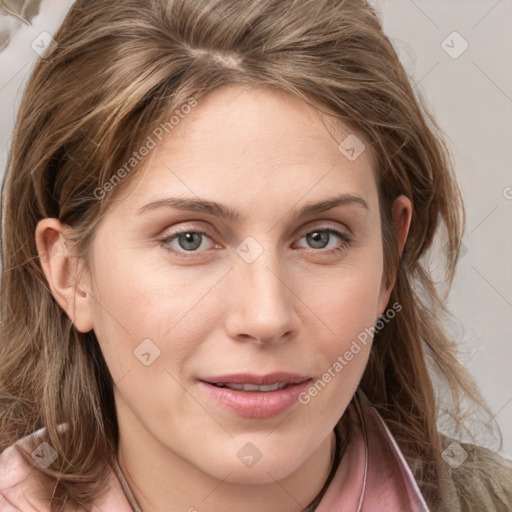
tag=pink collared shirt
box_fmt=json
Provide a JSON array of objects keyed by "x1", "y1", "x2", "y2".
[
  {"x1": 315, "y1": 390, "x2": 430, "y2": 511},
  {"x1": 0, "y1": 390, "x2": 430, "y2": 511}
]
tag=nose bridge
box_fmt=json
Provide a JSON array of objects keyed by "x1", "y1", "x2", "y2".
[{"x1": 228, "y1": 235, "x2": 296, "y2": 344}]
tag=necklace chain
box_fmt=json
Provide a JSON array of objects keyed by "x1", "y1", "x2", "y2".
[{"x1": 113, "y1": 460, "x2": 143, "y2": 512}]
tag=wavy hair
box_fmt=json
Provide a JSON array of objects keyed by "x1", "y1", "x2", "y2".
[{"x1": 0, "y1": 0, "x2": 494, "y2": 510}]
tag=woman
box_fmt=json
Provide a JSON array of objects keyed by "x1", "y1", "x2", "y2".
[{"x1": 0, "y1": 0, "x2": 511, "y2": 511}]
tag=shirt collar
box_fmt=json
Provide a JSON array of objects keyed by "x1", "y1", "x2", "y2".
[{"x1": 315, "y1": 388, "x2": 431, "y2": 512}]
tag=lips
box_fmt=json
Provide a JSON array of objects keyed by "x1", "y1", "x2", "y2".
[{"x1": 198, "y1": 372, "x2": 312, "y2": 418}]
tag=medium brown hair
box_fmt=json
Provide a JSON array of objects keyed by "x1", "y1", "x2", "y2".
[{"x1": 0, "y1": 0, "x2": 495, "y2": 510}]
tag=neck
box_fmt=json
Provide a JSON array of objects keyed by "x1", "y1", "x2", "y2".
[{"x1": 114, "y1": 399, "x2": 340, "y2": 512}]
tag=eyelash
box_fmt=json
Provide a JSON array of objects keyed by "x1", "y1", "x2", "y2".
[{"x1": 158, "y1": 226, "x2": 352, "y2": 259}]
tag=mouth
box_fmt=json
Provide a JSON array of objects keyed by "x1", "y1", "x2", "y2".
[
  {"x1": 198, "y1": 373, "x2": 312, "y2": 419},
  {"x1": 200, "y1": 371, "x2": 311, "y2": 387}
]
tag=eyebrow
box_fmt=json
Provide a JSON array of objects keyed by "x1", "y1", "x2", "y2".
[{"x1": 137, "y1": 193, "x2": 368, "y2": 221}]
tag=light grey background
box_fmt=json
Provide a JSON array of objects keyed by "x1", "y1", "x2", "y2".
[{"x1": 1, "y1": 1, "x2": 511, "y2": 458}]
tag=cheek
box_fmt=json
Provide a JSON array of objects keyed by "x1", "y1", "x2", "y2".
[
  {"x1": 316, "y1": 255, "x2": 384, "y2": 333},
  {"x1": 305, "y1": 255, "x2": 385, "y2": 385},
  {"x1": 88, "y1": 248, "x2": 213, "y2": 382}
]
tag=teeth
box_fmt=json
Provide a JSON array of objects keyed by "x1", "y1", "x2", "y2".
[{"x1": 214, "y1": 382, "x2": 289, "y2": 391}]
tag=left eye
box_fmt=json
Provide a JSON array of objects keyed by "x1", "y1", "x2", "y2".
[
  {"x1": 296, "y1": 228, "x2": 351, "y2": 252},
  {"x1": 159, "y1": 227, "x2": 351, "y2": 257}
]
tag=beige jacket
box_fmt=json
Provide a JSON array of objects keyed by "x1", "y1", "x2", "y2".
[{"x1": 437, "y1": 437, "x2": 512, "y2": 512}]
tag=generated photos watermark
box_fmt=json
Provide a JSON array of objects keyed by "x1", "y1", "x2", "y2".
[
  {"x1": 93, "y1": 97, "x2": 198, "y2": 200},
  {"x1": 31, "y1": 441, "x2": 58, "y2": 469}
]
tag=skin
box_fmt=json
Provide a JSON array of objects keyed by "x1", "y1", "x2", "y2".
[{"x1": 36, "y1": 85, "x2": 412, "y2": 512}]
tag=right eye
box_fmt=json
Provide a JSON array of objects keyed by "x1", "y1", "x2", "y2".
[{"x1": 158, "y1": 228, "x2": 220, "y2": 258}]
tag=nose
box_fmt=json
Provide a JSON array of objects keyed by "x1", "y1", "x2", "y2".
[{"x1": 225, "y1": 245, "x2": 298, "y2": 346}]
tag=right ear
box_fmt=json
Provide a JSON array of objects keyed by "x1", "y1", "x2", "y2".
[{"x1": 35, "y1": 218, "x2": 94, "y2": 333}]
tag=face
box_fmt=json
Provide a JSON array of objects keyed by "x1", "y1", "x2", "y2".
[{"x1": 39, "y1": 85, "x2": 409, "y2": 485}]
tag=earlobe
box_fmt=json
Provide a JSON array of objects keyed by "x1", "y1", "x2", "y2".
[{"x1": 35, "y1": 218, "x2": 94, "y2": 333}]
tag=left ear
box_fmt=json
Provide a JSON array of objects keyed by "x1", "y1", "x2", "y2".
[{"x1": 377, "y1": 195, "x2": 412, "y2": 315}]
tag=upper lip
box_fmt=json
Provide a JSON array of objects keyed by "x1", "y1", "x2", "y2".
[{"x1": 200, "y1": 372, "x2": 311, "y2": 386}]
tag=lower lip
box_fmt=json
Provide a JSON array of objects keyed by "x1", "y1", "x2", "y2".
[{"x1": 199, "y1": 380, "x2": 312, "y2": 419}]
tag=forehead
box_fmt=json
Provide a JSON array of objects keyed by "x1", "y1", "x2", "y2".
[{"x1": 106, "y1": 85, "x2": 378, "y2": 219}]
